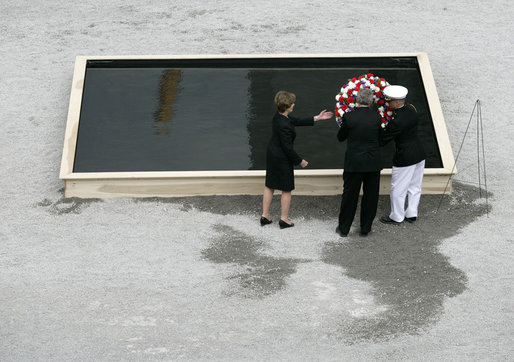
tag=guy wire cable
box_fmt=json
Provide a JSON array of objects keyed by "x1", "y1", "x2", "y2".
[
  {"x1": 477, "y1": 100, "x2": 489, "y2": 216},
  {"x1": 437, "y1": 100, "x2": 479, "y2": 213}
]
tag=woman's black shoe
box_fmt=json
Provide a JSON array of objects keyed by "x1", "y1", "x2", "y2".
[
  {"x1": 279, "y1": 220, "x2": 294, "y2": 229},
  {"x1": 260, "y1": 216, "x2": 272, "y2": 226}
]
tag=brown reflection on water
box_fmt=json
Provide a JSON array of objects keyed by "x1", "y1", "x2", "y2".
[{"x1": 153, "y1": 69, "x2": 183, "y2": 135}]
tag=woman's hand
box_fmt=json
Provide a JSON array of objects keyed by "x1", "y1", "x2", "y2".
[
  {"x1": 314, "y1": 109, "x2": 334, "y2": 122},
  {"x1": 300, "y1": 159, "x2": 308, "y2": 168}
]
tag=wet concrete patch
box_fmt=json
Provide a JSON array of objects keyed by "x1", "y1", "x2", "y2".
[
  {"x1": 321, "y1": 182, "x2": 490, "y2": 342},
  {"x1": 202, "y1": 224, "x2": 310, "y2": 298},
  {"x1": 37, "y1": 189, "x2": 102, "y2": 215},
  {"x1": 322, "y1": 238, "x2": 467, "y2": 342},
  {"x1": 135, "y1": 195, "x2": 263, "y2": 216},
  {"x1": 135, "y1": 182, "x2": 490, "y2": 341}
]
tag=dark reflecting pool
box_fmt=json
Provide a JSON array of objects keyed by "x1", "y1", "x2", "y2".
[{"x1": 73, "y1": 57, "x2": 442, "y2": 172}]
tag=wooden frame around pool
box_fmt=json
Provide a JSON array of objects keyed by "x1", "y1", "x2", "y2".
[{"x1": 60, "y1": 53, "x2": 455, "y2": 198}]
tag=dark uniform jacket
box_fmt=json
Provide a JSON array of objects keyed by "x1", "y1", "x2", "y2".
[
  {"x1": 265, "y1": 112, "x2": 314, "y2": 191},
  {"x1": 380, "y1": 104, "x2": 426, "y2": 167},
  {"x1": 337, "y1": 107, "x2": 383, "y2": 172}
]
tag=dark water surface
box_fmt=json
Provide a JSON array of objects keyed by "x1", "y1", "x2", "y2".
[{"x1": 74, "y1": 58, "x2": 442, "y2": 172}]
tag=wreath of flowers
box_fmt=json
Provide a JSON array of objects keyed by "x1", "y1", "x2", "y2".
[{"x1": 335, "y1": 73, "x2": 393, "y2": 128}]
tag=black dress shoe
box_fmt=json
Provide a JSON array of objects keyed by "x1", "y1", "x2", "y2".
[
  {"x1": 336, "y1": 226, "x2": 348, "y2": 237},
  {"x1": 360, "y1": 231, "x2": 369, "y2": 237},
  {"x1": 405, "y1": 217, "x2": 417, "y2": 223},
  {"x1": 260, "y1": 216, "x2": 272, "y2": 226},
  {"x1": 379, "y1": 216, "x2": 402, "y2": 225},
  {"x1": 279, "y1": 220, "x2": 294, "y2": 229}
]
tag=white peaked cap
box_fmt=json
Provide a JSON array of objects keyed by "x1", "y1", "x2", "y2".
[{"x1": 384, "y1": 85, "x2": 408, "y2": 100}]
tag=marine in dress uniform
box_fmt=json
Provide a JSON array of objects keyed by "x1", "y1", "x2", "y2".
[{"x1": 379, "y1": 85, "x2": 426, "y2": 224}]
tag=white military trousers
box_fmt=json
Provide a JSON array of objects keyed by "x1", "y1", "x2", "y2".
[{"x1": 389, "y1": 160, "x2": 425, "y2": 222}]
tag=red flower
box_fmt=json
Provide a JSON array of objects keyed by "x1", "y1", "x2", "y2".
[{"x1": 335, "y1": 73, "x2": 391, "y2": 126}]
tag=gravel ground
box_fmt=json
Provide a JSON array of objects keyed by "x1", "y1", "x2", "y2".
[{"x1": 1, "y1": 0, "x2": 513, "y2": 360}]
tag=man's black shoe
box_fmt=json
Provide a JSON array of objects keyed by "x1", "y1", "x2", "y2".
[
  {"x1": 405, "y1": 217, "x2": 417, "y2": 223},
  {"x1": 379, "y1": 216, "x2": 402, "y2": 225},
  {"x1": 336, "y1": 226, "x2": 348, "y2": 237},
  {"x1": 360, "y1": 231, "x2": 369, "y2": 237}
]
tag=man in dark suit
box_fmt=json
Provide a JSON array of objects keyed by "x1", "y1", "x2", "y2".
[
  {"x1": 379, "y1": 85, "x2": 426, "y2": 225},
  {"x1": 336, "y1": 88, "x2": 383, "y2": 237}
]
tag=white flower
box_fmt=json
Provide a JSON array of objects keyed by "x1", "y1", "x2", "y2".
[
  {"x1": 387, "y1": 111, "x2": 393, "y2": 116},
  {"x1": 381, "y1": 123, "x2": 386, "y2": 128}
]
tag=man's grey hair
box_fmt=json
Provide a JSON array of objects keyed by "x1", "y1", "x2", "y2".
[{"x1": 356, "y1": 88, "x2": 374, "y2": 105}]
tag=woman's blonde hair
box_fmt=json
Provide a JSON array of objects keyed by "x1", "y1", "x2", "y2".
[{"x1": 274, "y1": 91, "x2": 296, "y2": 113}]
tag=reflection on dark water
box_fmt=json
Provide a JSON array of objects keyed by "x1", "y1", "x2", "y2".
[
  {"x1": 74, "y1": 63, "x2": 443, "y2": 173},
  {"x1": 153, "y1": 69, "x2": 183, "y2": 135}
]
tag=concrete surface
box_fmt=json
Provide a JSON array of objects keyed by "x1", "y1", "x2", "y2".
[{"x1": 1, "y1": 0, "x2": 513, "y2": 360}]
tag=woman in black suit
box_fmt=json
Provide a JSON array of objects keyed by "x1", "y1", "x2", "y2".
[{"x1": 260, "y1": 91, "x2": 333, "y2": 229}]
